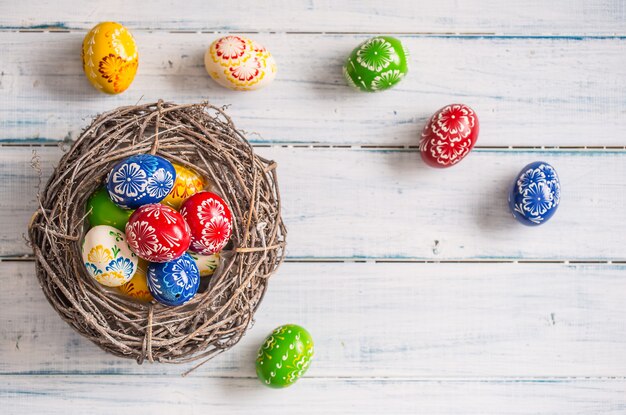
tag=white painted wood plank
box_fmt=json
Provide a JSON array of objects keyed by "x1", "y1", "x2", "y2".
[
  {"x1": 2, "y1": 0, "x2": 625, "y2": 35},
  {"x1": 1, "y1": 32, "x2": 625, "y2": 146},
  {"x1": 2, "y1": 376, "x2": 626, "y2": 415},
  {"x1": 1, "y1": 146, "x2": 625, "y2": 260},
  {"x1": 3, "y1": 261, "x2": 626, "y2": 377}
]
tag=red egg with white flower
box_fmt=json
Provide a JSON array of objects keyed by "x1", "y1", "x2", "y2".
[
  {"x1": 125, "y1": 204, "x2": 191, "y2": 263},
  {"x1": 180, "y1": 191, "x2": 232, "y2": 255},
  {"x1": 419, "y1": 104, "x2": 479, "y2": 168}
]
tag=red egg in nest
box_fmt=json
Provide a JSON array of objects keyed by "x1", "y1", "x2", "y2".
[
  {"x1": 180, "y1": 191, "x2": 233, "y2": 255},
  {"x1": 125, "y1": 204, "x2": 191, "y2": 263},
  {"x1": 419, "y1": 104, "x2": 479, "y2": 168}
]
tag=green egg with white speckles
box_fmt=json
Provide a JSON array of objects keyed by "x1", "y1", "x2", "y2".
[
  {"x1": 256, "y1": 324, "x2": 314, "y2": 388},
  {"x1": 343, "y1": 36, "x2": 409, "y2": 92}
]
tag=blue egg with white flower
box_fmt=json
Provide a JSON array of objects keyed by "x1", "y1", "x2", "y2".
[
  {"x1": 147, "y1": 253, "x2": 200, "y2": 306},
  {"x1": 508, "y1": 161, "x2": 561, "y2": 226},
  {"x1": 107, "y1": 154, "x2": 176, "y2": 209}
]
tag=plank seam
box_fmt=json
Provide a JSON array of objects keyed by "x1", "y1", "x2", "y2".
[
  {"x1": 0, "y1": 373, "x2": 625, "y2": 381},
  {"x1": 2, "y1": 28, "x2": 626, "y2": 38},
  {"x1": 3, "y1": 143, "x2": 626, "y2": 152},
  {"x1": 1, "y1": 256, "x2": 623, "y2": 265}
]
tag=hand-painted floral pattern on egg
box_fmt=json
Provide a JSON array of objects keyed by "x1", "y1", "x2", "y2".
[
  {"x1": 204, "y1": 35, "x2": 277, "y2": 91},
  {"x1": 161, "y1": 164, "x2": 206, "y2": 210},
  {"x1": 82, "y1": 22, "x2": 138, "y2": 94},
  {"x1": 419, "y1": 104, "x2": 479, "y2": 168},
  {"x1": 118, "y1": 259, "x2": 153, "y2": 302},
  {"x1": 509, "y1": 161, "x2": 561, "y2": 226},
  {"x1": 180, "y1": 191, "x2": 232, "y2": 255},
  {"x1": 343, "y1": 36, "x2": 409, "y2": 92},
  {"x1": 107, "y1": 154, "x2": 176, "y2": 209},
  {"x1": 147, "y1": 253, "x2": 200, "y2": 306},
  {"x1": 82, "y1": 225, "x2": 138, "y2": 287},
  {"x1": 126, "y1": 204, "x2": 191, "y2": 263},
  {"x1": 188, "y1": 251, "x2": 220, "y2": 277},
  {"x1": 256, "y1": 324, "x2": 314, "y2": 388}
]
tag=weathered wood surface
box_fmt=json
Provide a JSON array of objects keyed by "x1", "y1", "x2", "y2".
[
  {"x1": 1, "y1": 32, "x2": 625, "y2": 146},
  {"x1": 2, "y1": 0, "x2": 625, "y2": 34},
  {"x1": 1, "y1": 1, "x2": 625, "y2": 413},
  {"x1": 2, "y1": 261, "x2": 626, "y2": 378},
  {"x1": 3, "y1": 376, "x2": 626, "y2": 415}
]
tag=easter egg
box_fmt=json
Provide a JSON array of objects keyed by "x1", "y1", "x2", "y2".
[
  {"x1": 419, "y1": 104, "x2": 479, "y2": 168},
  {"x1": 343, "y1": 36, "x2": 409, "y2": 92},
  {"x1": 180, "y1": 191, "x2": 232, "y2": 255},
  {"x1": 118, "y1": 259, "x2": 153, "y2": 302},
  {"x1": 188, "y1": 251, "x2": 220, "y2": 277},
  {"x1": 147, "y1": 253, "x2": 200, "y2": 306},
  {"x1": 82, "y1": 22, "x2": 138, "y2": 94},
  {"x1": 508, "y1": 161, "x2": 561, "y2": 226},
  {"x1": 107, "y1": 154, "x2": 176, "y2": 209},
  {"x1": 126, "y1": 204, "x2": 191, "y2": 262},
  {"x1": 161, "y1": 164, "x2": 206, "y2": 210},
  {"x1": 204, "y1": 35, "x2": 277, "y2": 91},
  {"x1": 256, "y1": 324, "x2": 314, "y2": 388},
  {"x1": 86, "y1": 187, "x2": 134, "y2": 232},
  {"x1": 82, "y1": 225, "x2": 138, "y2": 287}
]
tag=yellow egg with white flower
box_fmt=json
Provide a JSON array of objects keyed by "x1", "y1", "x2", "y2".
[
  {"x1": 161, "y1": 164, "x2": 207, "y2": 210},
  {"x1": 82, "y1": 21, "x2": 138, "y2": 94},
  {"x1": 118, "y1": 259, "x2": 153, "y2": 302}
]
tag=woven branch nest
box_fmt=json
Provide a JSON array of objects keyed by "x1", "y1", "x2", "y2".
[{"x1": 28, "y1": 101, "x2": 286, "y2": 367}]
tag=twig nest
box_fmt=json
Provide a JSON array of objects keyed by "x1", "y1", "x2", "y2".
[{"x1": 28, "y1": 101, "x2": 286, "y2": 365}]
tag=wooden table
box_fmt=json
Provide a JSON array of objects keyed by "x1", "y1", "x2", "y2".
[{"x1": 2, "y1": 1, "x2": 626, "y2": 413}]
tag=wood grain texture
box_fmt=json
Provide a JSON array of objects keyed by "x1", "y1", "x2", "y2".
[
  {"x1": 2, "y1": 376, "x2": 626, "y2": 415},
  {"x1": 2, "y1": 0, "x2": 625, "y2": 34},
  {"x1": 2, "y1": 2, "x2": 625, "y2": 412},
  {"x1": 3, "y1": 261, "x2": 626, "y2": 378},
  {"x1": 1, "y1": 32, "x2": 625, "y2": 146},
  {"x1": 1, "y1": 146, "x2": 624, "y2": 260}
]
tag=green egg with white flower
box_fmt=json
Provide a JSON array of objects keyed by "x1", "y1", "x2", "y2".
[
  {"x1": 256, "y1": 324, "x2": 314, "y2": 388},
  {"x1": 343, "y1": 36, "x2": 409, "y2": 92}
]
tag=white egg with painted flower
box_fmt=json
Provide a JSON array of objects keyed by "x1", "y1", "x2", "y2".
[
  {"x1": 82, "y1": 225, "x2": 138, "y2": 287},
  {"x1": 204, "y1": 35, "x2": 277, "y2": 91}
]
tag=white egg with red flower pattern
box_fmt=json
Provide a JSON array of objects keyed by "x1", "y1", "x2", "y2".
[
  {"x1": 204, "y1": 35, "x2": 277, "y2": 91},
  {"x1": 180, "y1": 191, "x2": 233, "y2": 255}
]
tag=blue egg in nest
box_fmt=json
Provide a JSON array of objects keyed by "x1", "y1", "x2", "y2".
[{"x1": 107, "y1": 154, "x2": 176, "y2": 209}]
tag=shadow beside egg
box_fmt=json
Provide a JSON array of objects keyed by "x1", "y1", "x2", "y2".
[
  {"x1": 34, "y1": 34, "x2": 105, "y2": 99},
  {"x1": 474, "y1": 172, "x2": 521, "y2": 234}
]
